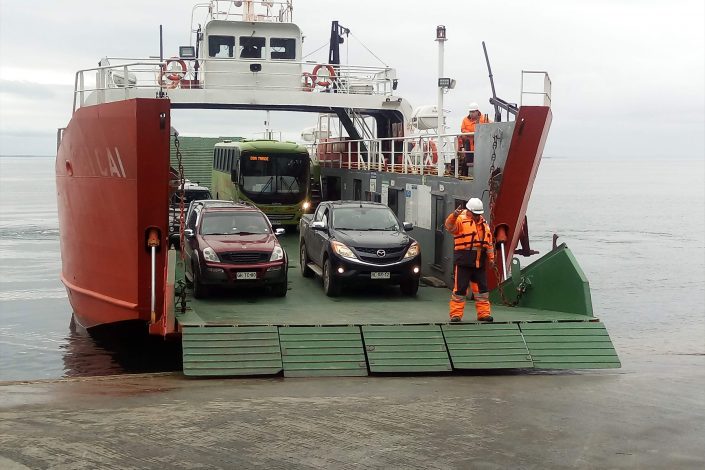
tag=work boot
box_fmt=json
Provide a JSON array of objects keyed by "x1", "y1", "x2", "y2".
[
  {"x1": 450, "y1": 316, "x2": 462, "y2": 323},
  {"x1": 478, "y1": 316, "x2": 494, "y2": 323}
]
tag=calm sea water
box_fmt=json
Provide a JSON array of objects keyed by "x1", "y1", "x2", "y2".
[{"x1": 0, "y1": 156, "x2": 703, "y2": 381}]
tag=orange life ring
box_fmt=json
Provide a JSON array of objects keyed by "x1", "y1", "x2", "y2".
[
  {"x1": 302, "y1": 72, "x2": 315, "y2": 91},
  {"x1": 312, "y1": 64, "x2": 335, "y2": 87},
  {"x1": 160, "y1": 59, "x2": 187, "y2": 89}
]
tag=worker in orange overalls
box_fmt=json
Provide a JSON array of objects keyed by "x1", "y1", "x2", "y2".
[
  {"x1": 458, "y1": 103, "x2": 491, "y2": 175},
  {"x1": 445, "y1": 197, "x2": 496, "y2": 322}
]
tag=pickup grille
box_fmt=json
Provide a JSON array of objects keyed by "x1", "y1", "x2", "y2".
[
  {"x1": 219, "y1": 252, "x2": 270, "y2": 263},
  {"x1": 354, "y1": 246, "x2": 406, "y2": 264}
]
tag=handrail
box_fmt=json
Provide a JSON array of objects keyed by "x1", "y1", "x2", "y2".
[
  {"x1": 313, "y1": 132, "x2": 479, "y2": 179},
  {"x1": 71, "y1": 58, "x2": 398, "y2": 111}
]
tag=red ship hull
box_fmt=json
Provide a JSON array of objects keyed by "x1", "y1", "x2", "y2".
[{"x1": 56, "y1": 99, "x2": 171, "y2": 329}]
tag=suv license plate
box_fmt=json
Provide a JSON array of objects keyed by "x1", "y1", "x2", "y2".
[
  {"x1": 371, "y1": 272, "x2": 390, "y2": 279},
  {"x1": 236, "y1": 272, "x2": 257, "y2": 280}
]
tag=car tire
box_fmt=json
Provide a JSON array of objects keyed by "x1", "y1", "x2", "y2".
[
  {"x1": 271, "y1": 272, "x2": 288, "y2": 297},
  {"x1": 192, "y1": 265, "x2": 208, "y2": 299},
  {"x1": 300, "y1": 243, "x2": 314, "y2": 278},
  {"x1": 400, "y1": 277, "x2": 419, "y2": 297},
  {"x1": 323, "y1": 257, "x2": 340, "y2": 297}
]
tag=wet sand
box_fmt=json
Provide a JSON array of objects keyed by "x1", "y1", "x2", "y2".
[{"x1": 1, "y1": 354, "x2": 703, "y2": 469}]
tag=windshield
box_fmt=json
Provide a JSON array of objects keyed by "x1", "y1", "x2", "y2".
[
  {"x1": 200, "y1": 212, "x2": 270, "y2": 235},
  {"x1": 332, "y1": 207, "x2": 400, "y2": 231},
  {"x1": 240, "y1": 153, "x2": 308, "y2": 195}
]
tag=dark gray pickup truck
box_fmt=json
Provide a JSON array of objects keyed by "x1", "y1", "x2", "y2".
[{"x1": 299, "y1": 201, "x2": 421, "y2": 296}]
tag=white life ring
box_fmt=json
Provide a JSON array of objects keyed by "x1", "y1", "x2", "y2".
[
  {"x1": 160, "y1": 59, "x2": 187, "y2": 89},
  {"x1": 312, "y1": 64, "x2": 335, "y2": 87}
]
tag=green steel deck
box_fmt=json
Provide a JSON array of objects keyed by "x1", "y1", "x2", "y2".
[{"x1": 175, "y1": 234, "x2": 620, "y2": 376}]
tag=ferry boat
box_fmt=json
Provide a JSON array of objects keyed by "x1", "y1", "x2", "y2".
[{"x1": 56, "y1": 0, "x2": 620, "y2": 376}]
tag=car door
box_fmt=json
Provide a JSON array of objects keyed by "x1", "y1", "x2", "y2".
[{"x1": 309, "y1": 204, "x2": 330, "y2": 266}]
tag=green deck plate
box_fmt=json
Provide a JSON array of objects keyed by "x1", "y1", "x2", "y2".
[
  {"x1": 362, "y1": 325, "x2": 452, "y2": 373},
  {"x1": 279, "y1": 326, "x2": 367, "y2": 377},
  {"x1": 442, "y1": 323, "x2": 533, "y2": 369},
  {"x1": 520, "y1": 322, "x2": 621, "y2": 369},
  {"x1": 182, "y1": 326, "x2": 282, "y2": 376}
]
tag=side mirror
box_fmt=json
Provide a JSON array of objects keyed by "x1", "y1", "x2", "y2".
[
  {"x1": 275, "y1": 227, "x2": 286, "y2": 236},
  {"x1": 168, "y1": 233, "x2": 181, "y2": 249},
  {"x1": 230, "y1": 169, "x2": 238, "y2": 183},
  {"x1": 403, "y1": 222, "x2": 413, "y2": 231},
  {"x1": 311, "y1": 221, "x2": 327, "y2": 231},
  {"x1": 184, "y1": 229, "x2": 195, "y2": 238}
]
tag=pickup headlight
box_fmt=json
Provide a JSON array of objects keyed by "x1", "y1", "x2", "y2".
[
  {"x1": 331, "y1": 240, "x2": 358, "y2": 260},
  {"x1": 202, "y1": 247, "x2": 220, "y2": 263},
  {"x1": 403, "y1": 241, "x2": 420, "y2": 259},
  {"x1": 270, "y1": 245, "x2": 284, "y2": 261}
]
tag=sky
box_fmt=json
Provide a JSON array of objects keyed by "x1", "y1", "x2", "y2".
[{"x1": 0, "y1": 0, "x2": 703, "y2": 159}]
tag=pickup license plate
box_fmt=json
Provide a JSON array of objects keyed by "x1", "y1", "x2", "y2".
[
  {"x1": 236, "y1": 272, "x2": 257, "y2": 280},
  {"x1": 371, "y1": 272, "x2": 391, "y2": 279}
]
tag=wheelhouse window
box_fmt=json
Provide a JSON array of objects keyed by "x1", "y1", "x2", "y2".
[
  {"x1": 239, "y1": 36, "x2": 265, "y2": 59},
  {"x1": 208, "y1": 35, "x2": 235, "y2": 58},
  {"x1": 270, "y1": 38, "x2": 295, "y2": 60}
]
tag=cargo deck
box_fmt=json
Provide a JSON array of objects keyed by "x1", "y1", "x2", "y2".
[{"x1": 175, "y1": 235, "x2": 620, "y2": 377}]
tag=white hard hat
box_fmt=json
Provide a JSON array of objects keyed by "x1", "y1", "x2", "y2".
[
  {"x1": 466, "y1": 197, "x2": 484, "y2": 214},
  {"x1": 468, "y1": 102, "x2": 480, "y2": 112}
]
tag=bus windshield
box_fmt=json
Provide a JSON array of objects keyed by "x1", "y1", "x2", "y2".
[{"x1": 241, "y1": 153, "x2": 308, "y2": 195}]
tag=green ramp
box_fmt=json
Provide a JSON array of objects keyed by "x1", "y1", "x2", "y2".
[
  {"x1": 182, "y1": 326, "x2": 282, "y2": 376},
  {"x1": 362, "y1": 325, "x2": 452, "y2": 373},
  {"x1": 442, "y1": 323, "x2": 533, "y2": 369},
  {"x1": 520, "y1": 322, "x2": 621, "y2": 369},
  {"x1": 279, "y1": 326, "x2": 368, "y2": 377}
]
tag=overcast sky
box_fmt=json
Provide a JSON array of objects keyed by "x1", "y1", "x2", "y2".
[{"x1": 0, "y1": 0, "x2": 703, "y2": 159}]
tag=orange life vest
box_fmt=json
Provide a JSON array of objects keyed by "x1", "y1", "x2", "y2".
[
  {"x1": 460, "y1": 115, "x2": 490, "y2": 151},
  {"x1": 445, "y1": 210, "x2": 495, "y2": 268}
]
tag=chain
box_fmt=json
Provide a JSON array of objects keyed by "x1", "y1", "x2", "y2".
[
  {"x1": 176, "y1": 279, "x2": 188, "y2": 313},
  {"x1": 175, "y1": 132, "x2": 186, "y2": 260},
  {"x1": 486, "y1": 132, "x2": 523, "y2": 307}
]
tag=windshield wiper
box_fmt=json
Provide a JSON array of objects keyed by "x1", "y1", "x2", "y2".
[{"x1": 259, "y1": 176, "x2": 273, "y2": 194}]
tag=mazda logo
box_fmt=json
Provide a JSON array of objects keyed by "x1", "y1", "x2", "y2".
[{"x1": 376, "y1": 250, "x2": 386, "y2": 257}]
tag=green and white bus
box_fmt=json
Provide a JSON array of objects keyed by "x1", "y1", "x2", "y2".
[{"x1": 212, "y1": 139, "x2": 317, "y2": 228}]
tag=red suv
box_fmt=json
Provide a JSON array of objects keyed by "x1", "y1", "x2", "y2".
[{"x1": 183, "y1": 200, "x2": 288, "y2": 298}]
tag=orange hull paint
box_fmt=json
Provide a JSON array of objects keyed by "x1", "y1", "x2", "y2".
[{"x1": 56, "y1": 99, "x2": 171, "y2": 329}]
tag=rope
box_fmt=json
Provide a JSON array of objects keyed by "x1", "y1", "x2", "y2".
[
  {"x1": 350, "y1": 32, "x2": 388, "y2": 67},
  {"x1": 302, "y1": 42, "x2": 329, "y2": 60}
]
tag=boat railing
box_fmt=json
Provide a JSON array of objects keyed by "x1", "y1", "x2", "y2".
[
  {"x1": 520, "y1": 70, "x2": 552, "y2": 107},
  {"x1": 194, "y1": 0, "x2": 294, "y2": 25},
  {"x1": 73, "y1": 59, "x2": 397, "y2": 111},
  {"x1": 311, "y1": 133, "x2": 477, "y2": 179}
]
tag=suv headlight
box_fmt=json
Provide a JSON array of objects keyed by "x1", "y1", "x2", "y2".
[
  {"x1": 331, "y1": 240, "x2": 358, "y2": 260},
  {"x1": 202, "y1": 247, "x2": 220, "y2": 263},
  {"x1": 270, "y1": 245, "x2": 284, "y2": 261},
  {"x1": 403, "y1": 241, "x2": 420, "y2": 259}
]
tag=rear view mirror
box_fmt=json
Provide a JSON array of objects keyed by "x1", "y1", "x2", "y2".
[
  {"x1": 184, "y1": 229, "x2": 195, "y2": 238},
  {"x1": 275, "y1": 228, "x2": 286, "y2": 236},
  {"x1": 311, "y1": 221, "x2": 327, "y2": 231},
  {"x1": 230, "y1": 169, "x2": 238, "y2": 183},
  {"x1": 403, "y1": 222, "x2": 413, "y2": 231}
]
